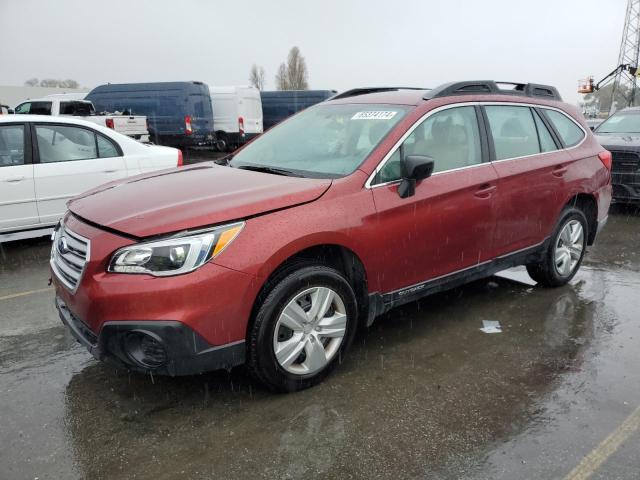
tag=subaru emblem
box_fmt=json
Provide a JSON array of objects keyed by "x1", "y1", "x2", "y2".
[{"x1": 58, "y1": 237, "x2": 69, "y2": 254}]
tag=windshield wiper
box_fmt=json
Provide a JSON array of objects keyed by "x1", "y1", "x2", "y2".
[{"x1": 235, "y1": 164, "x2": 304, "y2": 177}]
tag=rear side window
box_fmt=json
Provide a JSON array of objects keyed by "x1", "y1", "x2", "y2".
[
  {"x1": 0, "y1": 125, "x2": 25, "y2": 166},
  {"x1": 544, "y1": 110, "x2": 585, "y2": 147},
  {"x1": 60, "y1": 101, "x2": 94, "y2": 116},
  {"x1": 533, "y1": 110, "x2": 558, "y2": 152},
  {"x1": 485, "y1": 106, "x2": 540, "y2": 160},
  {"x1": 35, "y1": 125, "x2": 97, "y2": 163},
  {"x1": 97, "y1": 134, "x2": 119, "y2": 158}
]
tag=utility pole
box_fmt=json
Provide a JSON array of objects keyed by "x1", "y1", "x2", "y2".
[{"x1": 610, "y1": 0, "x2": 640, "y2": 113}]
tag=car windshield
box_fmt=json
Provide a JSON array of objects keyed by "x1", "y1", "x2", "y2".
[
  {"x1": 229, "y1": 103, "x2": 408, "y2": 178},
  {"x1": 596, "y1": 110, "x2": 640, "y2": 134}
]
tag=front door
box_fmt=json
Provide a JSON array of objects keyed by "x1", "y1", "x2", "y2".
[{"x1": 370, "y1": 105, "x2": 499, "y2": 293}]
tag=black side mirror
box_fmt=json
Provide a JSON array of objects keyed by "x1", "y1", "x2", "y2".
[
  {"x1": 7, "y1": 108, "x2": 15, "y2": 115},
  {"x1": 398, "y1": 155, "x2": 434, "y2": 198}
]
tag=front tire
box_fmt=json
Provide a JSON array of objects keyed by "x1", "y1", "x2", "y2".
[
  {"x1": 526, "y1": 207, "x2": 588, "y2": 287},
  {"x1": 247, "y1": 265, "x2": 358, "y2": 392}
]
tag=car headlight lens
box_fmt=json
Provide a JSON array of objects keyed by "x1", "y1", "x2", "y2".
[{"x1": 108, "y1": 222, "x2": 244, "y2": 276}]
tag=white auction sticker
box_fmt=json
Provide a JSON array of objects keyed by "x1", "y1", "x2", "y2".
[{"x1": 351, "y1": 111, "x2": 398, "y2": 120}]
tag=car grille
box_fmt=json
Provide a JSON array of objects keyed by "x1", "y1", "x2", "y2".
[
  {"x1": 50, "y1": 222, "x2": 90, "y2": 293},
  {"x1": 610, "y1": 150, "x2": 640, "y2": 173}
]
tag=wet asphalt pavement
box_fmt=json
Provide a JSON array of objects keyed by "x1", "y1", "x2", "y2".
[{"x1": 1, "y1": 206, "x2": 640, "y2": 480}]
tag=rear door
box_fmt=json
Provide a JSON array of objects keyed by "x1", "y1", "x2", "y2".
[
  {"x1": 484, "y1": 104, "x2": 572, "y2": 255},
  {"x1": 370, "y1": 105, "x2": 499, "y2": 292},
  {"x1": 239, "y1": 89, "x2": 263, "y2": 134},
  {"x1": 0, "y1": 122, "x2": 38, "y2": 231},
  {"x1": 32, "y1": 123, "x2": 127, "y2": 225}
]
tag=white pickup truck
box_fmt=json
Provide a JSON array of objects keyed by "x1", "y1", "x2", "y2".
[{"x1": 12, "y1": 94, "x2": 150, "y2": 142}]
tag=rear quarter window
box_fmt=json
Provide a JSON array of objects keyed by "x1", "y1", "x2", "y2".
[{"x1": 544, "y1": 110, "x2": 585, "y2": 147}]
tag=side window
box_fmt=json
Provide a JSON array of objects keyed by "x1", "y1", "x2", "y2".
[
  {"x1": 533, "y1": 109, "x2": 558, "y2": 152},
  {"x1": 35, "y1": 125, "x2": 98, "y2": 163},
  {"x1": 0, "y1": 125, "x2": 25, "y2": 167},
  {"x1": 544, "y1": 110, "x2": 585, "y2": 148},
  {"x1": 485, "y1": 106, "x2": 540, "y2": 160},
  {"x1": 375, "y1": 106, "x2": 482, "y2": 184},
  {"x1": 97, "y1": 134, "x2": 119, "y2": 158},
  {"x1": 15, "y1": 103, "x2": 31, "y2": 114},
  {"x1": 29, "y1": 102, "x2": 53, "y2": 115}
]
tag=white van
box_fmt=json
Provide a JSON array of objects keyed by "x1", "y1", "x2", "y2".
[{"x1": 209, "y1": 86, "x2": 263, "y2": 151}]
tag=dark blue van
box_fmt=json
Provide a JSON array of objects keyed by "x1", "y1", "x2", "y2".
[
  {"x1": 87, "y1": 82, "x2": 214, "y2": 148},
  {"x1": 260, "y1": 90, "x2": 336, "y2": 130}
]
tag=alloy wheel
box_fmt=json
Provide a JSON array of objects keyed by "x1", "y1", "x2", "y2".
[
  {"x1": 273, "y1": 287, "x2": 347, "y2": 375},
  {"x1": 554, "y1": 219, "x2": 584, "y2": 277}
]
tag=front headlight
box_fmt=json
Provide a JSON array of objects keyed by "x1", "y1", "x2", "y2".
[{"x1": 108, "y1": 222, "x2": 244, "y2": 276}]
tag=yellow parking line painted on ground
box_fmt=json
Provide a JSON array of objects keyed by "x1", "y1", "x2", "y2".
[
  {"x1": 564, "y1": 405, "x2": 640, "y2": 480},
  {"x1": 0, "y1": 287, "x2": 53, "y2": 302}
]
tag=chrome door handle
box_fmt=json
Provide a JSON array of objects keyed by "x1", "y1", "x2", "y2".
[{"x1": 102, "y1": 169, "x2": 118, "y2": 173}]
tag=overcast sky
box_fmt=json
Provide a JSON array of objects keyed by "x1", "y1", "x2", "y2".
[{"x1": 0, "y1": 0, "x2": 627, "y2": 104}]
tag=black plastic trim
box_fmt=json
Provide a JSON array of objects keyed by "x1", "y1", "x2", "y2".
[
  {"x1": 474, "y1": 105, "x2": 491, "y2": 163},
  {"x1": 423, "y1": 81, "x2": 562, "y2": 101},
  {"x1": 378, "y1": 241, "x2": 548, "y2": 313},
  {"x1": 56, "y1": 296, "x2": 246, "y2": 376}
]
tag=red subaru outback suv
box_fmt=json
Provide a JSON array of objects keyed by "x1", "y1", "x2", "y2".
[{"x1": 51, "y1": 81, "x2": 612, "y2": 391}]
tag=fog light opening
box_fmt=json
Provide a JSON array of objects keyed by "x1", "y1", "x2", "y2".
[{"x1": 123, "y1": 331, "x2": 168, "y2": 369}]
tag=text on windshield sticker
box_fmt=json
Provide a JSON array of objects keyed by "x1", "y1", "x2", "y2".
[{"x1": 351, "y1": 111, "x2": 398, "y2": 120}]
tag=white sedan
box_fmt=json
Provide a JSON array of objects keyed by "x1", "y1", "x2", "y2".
[{"x1": 0, "y1": 115, "x2": 183, "y2": 242}]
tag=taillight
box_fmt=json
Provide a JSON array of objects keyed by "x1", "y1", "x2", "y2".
[
  {"x1": 177, "y1": 149, "x2": 183, "y2": 167},
  {"x1": 238, "y1": 116, "x2": 245, "y2": 136},
  {"x1": 185, "y1": 115, "x2": 193, "y2": 135},
  {"x1": 598, "y1": 150, "x2": 612, "y2": 171},
  {"x1": 105, "y1": 118, "x2": 115, "y2": 129}
]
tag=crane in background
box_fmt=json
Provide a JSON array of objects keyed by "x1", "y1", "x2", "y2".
[{"x1": 579, "y1": 0, "x2": 640, "y2": 115}]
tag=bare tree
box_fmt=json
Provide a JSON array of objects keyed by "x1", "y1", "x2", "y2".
[
  {"x1": 59, "y1": 79, "x2": 80, "y2": 88},
  {"x1": 274, "y1": 47, "x2": 309, "y2": 90},
  {"x1": 249, "y1": 64, "x2": 266, "y2": 91},
  {"x1": 39, "y1": 79, "x2": 60, "y2": 87},
  {"x1": 275, "y1": 63, "x2": 289, "y2": 91},
  {"x1": 24, "y1": 78, "x2": 39, "y2": 87},
  {"x1": 285, "y1": 47, "x2": 308, "y2": 90}
]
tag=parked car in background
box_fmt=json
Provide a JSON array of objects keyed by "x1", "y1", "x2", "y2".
[
  {"x1": 13, "y1": 94, "x2": 149, "y2": 142},
  {"x1": 209, "y1": 85, "x2": 263, "y2": 151},
  {"x1": 0, "y1": 105, "x2": 9, "y2": 115},
  {"x1": 87, "y1": 82, "x2": 214, "y2": 149},
  {"x1": 586, "y1": 118, "x2": 604, "y2": 131},
  {"x1": 0, "y1": 115, "x2": 182, "y2": 242},
  {"x1": 594, "y1": 107, "x2": 640, "y2": 203},
  {"x1": 260, "y1": 90, "x2": 336, "y2": 129},
  {"x1": 51, "y1": 81, "x2": 611, "y2": 392}
]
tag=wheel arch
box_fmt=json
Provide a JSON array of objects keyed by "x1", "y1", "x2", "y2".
[
  {"x1": 246, "y1": 241, "x2": 371, "y2": 340},
  {"x1": 565, "y1": 192, "x2": 598, "y2": 245}
]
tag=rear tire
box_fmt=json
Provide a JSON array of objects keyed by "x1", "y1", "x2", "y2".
[
  {"x1": 526, "y1": 207, "x2": 588, "y2": 287},
  {"x1": 216, "y1": 132, "x2": 229, "y2": 152},
  {"x1": 247, "y1": 265, "x2": 358, "y2": 392}
]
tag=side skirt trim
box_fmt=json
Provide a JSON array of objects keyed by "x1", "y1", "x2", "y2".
[{"x1": 372, "y1": 240, "x2": 549, "y2": 316}]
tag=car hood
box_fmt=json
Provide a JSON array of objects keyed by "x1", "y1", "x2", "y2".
[
  {"x1": 595, "y1": 133, "x2": 640, "y2": 149},
  {"x1": 68, "y1": 163, "x2": 332, "y2": 237}
]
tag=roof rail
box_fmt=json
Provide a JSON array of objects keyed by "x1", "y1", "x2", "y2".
[
  {"x1": 422, "y1": 81, "x2": 562, "y2": 101},
  {"x1": 331, "y1": 87, "x2": 429, "y2": 100}
]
